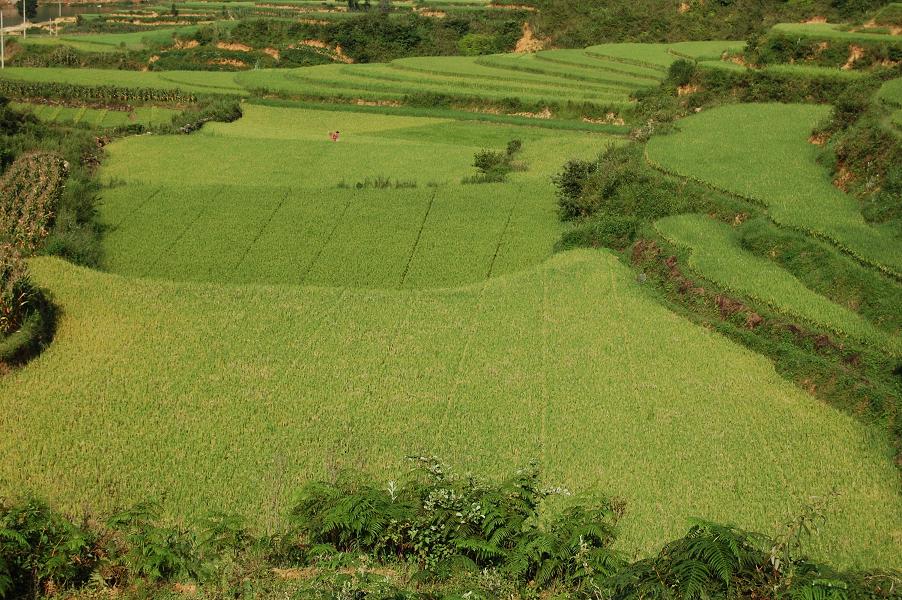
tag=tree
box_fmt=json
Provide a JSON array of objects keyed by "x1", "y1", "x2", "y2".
[
  {"x1": 379, "y1": 0, "x2": 390, "y2": 14},
  {"x1": 16, "y1": 0, "x2": 37, "y2": 21}
]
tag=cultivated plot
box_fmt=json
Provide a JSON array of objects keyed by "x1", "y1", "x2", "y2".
[
  {"x1": 655, "y1": 214, "x2": 901, "y2": 354},
  {"x1": 98, "y1": 104, "x2": 607, "y2": 288},
  {"x1": 1, "y1": 252, "x2": 899, "y2": 569},
  {"x1": 645, "y1": 103, "x2": 902, "y2": 277}
]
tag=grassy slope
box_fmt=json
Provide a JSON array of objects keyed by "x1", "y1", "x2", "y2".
[
  {"x1": 645, "y1": 103, "x2": 902, "y2": 277},
  {"x1": 1, "y1": 251, "x2": 900, "y2": 568},
  {"x1": 655, "y1": 214, "x2": 900, "y2": 354},
  {"x1": 98, "y1": 105, "x2": 605, "y2": 288}
]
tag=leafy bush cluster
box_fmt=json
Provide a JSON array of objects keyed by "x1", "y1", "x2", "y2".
[
  {"x1": 747, "y1": 33, "x2": 902, "y2": 69},
  {"x1": 462, "y1": 139, "x2": 524, "y2": 184},
  {"x1": 813, "y1": 80, "x2": 902, "y2": 231},
  {"x1": 1, "y1": 459, "x2": 899, "y2": 599},
  {"x1": 553, "y1": 143, "x2": 719, "y2": 249}
]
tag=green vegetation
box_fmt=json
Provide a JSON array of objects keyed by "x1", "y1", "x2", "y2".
[
  {"x1": 9, "y1": 103, "x2": 179, "y2": 129},
  {"x1": 97, "y1": 104, "x2": 604, "y2": 286},
  {"x1": 18, "y1": 27, "x2": 195, "y2": 53},
  {"x1": 645, "y1": 103, "x2": 902, "y2": 277},
  {"x1": 770, "y1": 22, "x2": 902, "y2": 44},
  {"x1": 1, "y1": 463, "x2": 897, "y2": 600},
  {"x1": 655, "y1": 214, "x2": 899, "y2": 353},
  {"x1": 1, "y1": 251, "x2": 900, "y2": 569},
  {"x1": 526, "y1": 0, "x2": 882, "y2": 48},
  {"x1": 2, "y1": 8, "x2": 902, "y2": 594}
]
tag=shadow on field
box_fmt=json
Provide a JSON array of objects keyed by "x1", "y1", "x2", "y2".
[{"x1": 0, "y1": 288, "x2": 59, "y2": 372}]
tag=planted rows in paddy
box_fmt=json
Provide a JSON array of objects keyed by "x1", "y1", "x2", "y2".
[
  {"x1": 0, "y1": 42, "x2": 741, "y2": 108},
  {"x1": 97, "y1": 105, "x2": 605, "y2": 287},
  {"x1": 655, "y1": 214, "x2": 900, "y2": 354},
  {"x1": 645, "y1": 103, "x2": 902, "y2": 277},
  {"x1": 1, "y1": 251, "x2": 899, "y2": 570},
  {"x1": 10, "y1": 102, "x2": 178, "y2": 128}
]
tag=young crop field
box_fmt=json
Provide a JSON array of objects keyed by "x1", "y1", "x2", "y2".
[
  {"x1": 0, "y1": 66, "x2": 250, "y2": 96},
  {"x1": 2, "y1": 34, "x2": 902, "y2": 587},
  {"x1": 98, "y1": 104, "x2": 607, "y2": 287},
  {"x1": 1, "y1": 251, "x2": 899, "y2": 569},
  {"x1": 645, "y1": 103, "x2": 902, "y2": 277},
  {"x1": 878, "y1": 76, "x2": 902, "y2": 106},
  {"x1": 10, "y1": 102, "x2": 179, "y2": 128},
  {"x1": 770, "y1": 22, "x2": 902, "y2": 43},
  {"x1": 655, "y1": 214, "x2": 901, "y2": 354},
  {"x1": 19, "y1": 27, "x2": 197, "y2": 53}
]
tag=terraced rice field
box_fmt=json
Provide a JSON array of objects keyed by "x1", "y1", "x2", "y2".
[
  {"x1": 0, "y1": 66, "x2": 251, "y2": 96},
  {"x1": 19, "y1": 27, "x2": 197, "y2": 53},
  {"x1": 2, "y1": 40, "x2": 901, "y2": 573},
  {"x1": 10, "y1": 102, "x2": 179, "y2": 128},
  {"x1": 770, "y1": 22, "x2": 902, "y2": 43},
  {"x1": 655, "y1": 214, "x2": 901, "y2": 354},
  {"x1": 98, "y1": 104, "x2": 608, "y2": 287},
  {"x1": 0, "y1": 41, "x2": 742, "y2": 108},
  {"x1": 1, "y1": 251, "x2": 899, "y2": 568},
  {"x1": 646, "y1": 103, "x2": 902, "y2": 277}
]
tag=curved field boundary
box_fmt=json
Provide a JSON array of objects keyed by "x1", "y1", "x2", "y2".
[
  {"x1": 585, "y1": 41, "x2": 746, "y2": 71},
  {"x1": 770, "y1": 22, "x2": 902, "y2": 44},
  {"x1": 281, "y1": 65, "x2": 629, "y2": 106},
  {"x1": 533, "y1": 49, "x2": 665, "y2": 79},
  {"x1": 341, "y1": 62, "x2": 630, "y2": 97},
  {"x1": 655, "y1": 214, "x2": 900, "y2": 354},
  {"x1": 645, "y1": 103, "x2": 902, "y2": 278},
  {"x1": 474, "y1": 54, "x2": 660, "y2": 87},
  {"x1": 3, "y1": 251, "x2": 901, "y2": 569}
]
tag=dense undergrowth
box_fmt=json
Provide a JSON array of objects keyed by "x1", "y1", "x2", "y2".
[
  {"x1": 526, "y1": 0, "x2": 884, "y2": 48},
  {"x1": 1, "y1": 459, "x2": 898, "y2": 600}
]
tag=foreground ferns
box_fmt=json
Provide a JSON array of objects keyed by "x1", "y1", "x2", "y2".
[{"x1": 1, "y1": 462, "x2": 899, "y2": 598}]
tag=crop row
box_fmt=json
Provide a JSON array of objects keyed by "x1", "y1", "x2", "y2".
[
  {"x1": 655, "y1": 213, "x2": 900, "y2": 354},
  {"x1": 11, "y1": 101, "x2": 179, "y2": 128},
  {"x1": 0, "y1": 78, "x2": 198, "y2": 104},
  {"x1": 0, "y1": 152, "x2": 67, "y2": 251}
]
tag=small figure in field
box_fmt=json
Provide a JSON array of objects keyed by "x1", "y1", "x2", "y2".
[{"x1": 330, "y1": 131, "x2": 340, "y2": 142}]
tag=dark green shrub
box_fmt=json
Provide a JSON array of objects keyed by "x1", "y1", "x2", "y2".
[
  {"x1": 105, "y1": 501, "x2": 202, "y2": 583},
  {"x1": 556, "y1": 214, "x2": 641, "y2": 251},
  {"x1": 552, "y1": 158, "x2": 599, "y2": 218},
  {"x1": 457, "y1": 33, "x2": 496, "y2": 56},
  {"x1": 463, "y1": 140, "x2": 525, "y2": 184},
  {"x1": 667, "y1": 58, "x2": 696, "y2": 87},
  {"x1": 0, "y1": 497, "x2": 96, "y2": 598}
]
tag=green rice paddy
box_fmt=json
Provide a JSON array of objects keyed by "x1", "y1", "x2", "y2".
[
  {"x1": 646, "y1": 103, "x2": 902, "y2": 277},
  {"x1": 655, "y1": 214, "x2": 901, "y2": 354},
  {"x1": 1, "y1": 40, "x2": 900, "y2": 573},
  {"x1": 98, "y1": 104, "x2": 607, "y2": 287},
  {"x1": 1, "y1": 251, "x2": 899, "y2": 568},
  {"x1": 10, "y1": 102, "x2": 179, "y2": 128}
]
